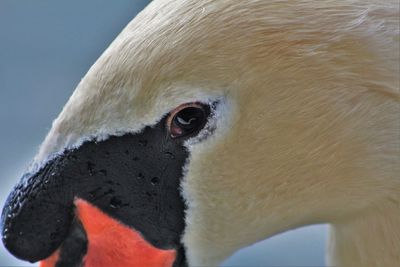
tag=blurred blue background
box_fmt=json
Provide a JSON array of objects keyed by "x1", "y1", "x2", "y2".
[{"x1": 0, "y1": 1, "x2": 327, "y2": 266}]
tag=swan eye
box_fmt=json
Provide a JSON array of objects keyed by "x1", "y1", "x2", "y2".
[{"x1": 168, "y1": 103, "x2": 208, "y2": 138}]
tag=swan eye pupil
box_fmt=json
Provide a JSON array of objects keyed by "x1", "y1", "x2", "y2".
[
  {"x1": 169, "y1": 105, "x2": 208, "y2": 138},
  {"x1": 176, "y1": 113, "x2": 197, "y2": 127}
]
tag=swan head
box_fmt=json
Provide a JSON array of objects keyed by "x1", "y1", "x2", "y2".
[{"x1": 2, "y1": 0, "x2": 399, "y2": 266}]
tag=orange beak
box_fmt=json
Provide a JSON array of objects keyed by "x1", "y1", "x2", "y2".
[{"x1": 40, "y1": 199, "x2": 176, "y2": 267}]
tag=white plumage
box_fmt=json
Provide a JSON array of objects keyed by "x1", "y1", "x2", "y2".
[{"x1": 31, "y1": 1, "x2": 399, "y2": 266}]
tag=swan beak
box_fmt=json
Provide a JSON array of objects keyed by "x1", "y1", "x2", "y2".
[
  {"x1": 40, "y1": 199, "x2": 176, "y2": 267},
  {"x1": 1, "y1": 117, "x2": 188, "y2": 267}
]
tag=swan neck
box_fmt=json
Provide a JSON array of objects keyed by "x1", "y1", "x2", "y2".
[{"x1": 329, "y1": 201, "x2": 400, "y2": 267}]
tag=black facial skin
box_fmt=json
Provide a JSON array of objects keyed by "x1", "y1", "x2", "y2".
[{"x1": 1, "y1": 105, "x2": 211, "y2": 267}]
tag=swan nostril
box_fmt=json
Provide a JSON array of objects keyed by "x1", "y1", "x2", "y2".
[
  {"x1": 109, "y1": 196, "x2": 123, "y2": 209},
  {"x1": 151, "y1": 177, "x2": 160, "y2": 185}
]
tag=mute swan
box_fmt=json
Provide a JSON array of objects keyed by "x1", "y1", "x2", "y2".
[{"x1": 2, "y1": 1, "x2": 399, "y2": 266}]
